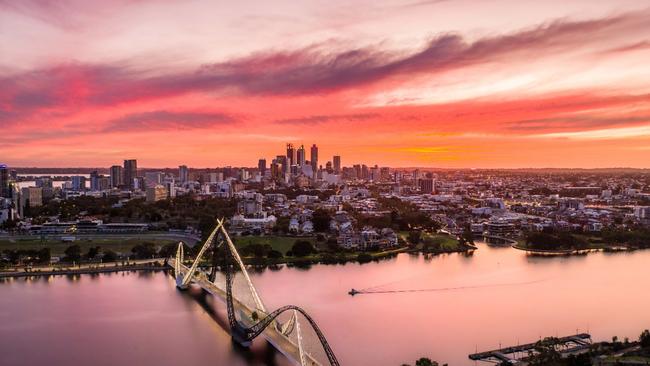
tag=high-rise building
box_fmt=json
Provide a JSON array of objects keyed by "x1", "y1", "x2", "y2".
[
  {"x1": 276, "y1": 155, "x2": 287, "y2": 175},
  {"x1": 35, "y1": 177, "x2": 53, "y2": 189},
  {"x1": 110, "y1": 165, "x2": 123, "y2": 188},
  {"x1": 380, "y1": 167, "x2": 391, "y2": 181},
  {"x1": 271, "y1": 161, "x2": 280, "y2": 179},
  {"x1": 0, "y1": 164, "x2": 9, "y2": 198},
  {"x1": 333, "y1": 156, "x2": 341, "y2": 174},
  {"x1": 353, "y1": 164, "x2": 361, "y2": 179},
  {"x1": 71, "y1": 176, "x2": 86, "y2": 191},
  {"x1": 239, "y1": 169, "x2": 250, "y2": 181},
  {"x1": 418, "y1": 178, "x2": 434, "y2": 194},
  {"x1": 146, "y1": 185, "x2": 168, "y2": 203},
  {"x1": 123, "y1": 159, "x2": 138, "y2": 189},
  {"x1": 258, "y1": 159, "x2": 267, "y2": 176},
  {"x1": 90, "y1": 171, "x2": 101, "y2": 191},
  {"x1": 145, "y1": 171, "x2": 163, "y2": 188},
  {"x1": 179, "y1": 165, "x2": 189, "y2": 184},
  {"x1": 20, "y1": 187, "x2": 43, "y2": 217},
  {"x1": 297, "y1": 145, "x2": 306, "y2": 166},
  {"x1": 90, "y1": 171, "x2": 109, "y2": 191},
  {"x1": 310, "y1": 144, "x2": 318, "y2": 174},
  {"x1": 286, "y1": 143, "x2": 296, "y2": 166}
]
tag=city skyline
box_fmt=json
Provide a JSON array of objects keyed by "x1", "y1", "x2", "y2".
[{"x1": 2, "y1": 1, "x2": 650, "y2": 168}]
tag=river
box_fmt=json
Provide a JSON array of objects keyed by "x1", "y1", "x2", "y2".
[{"x1": 1, "y1": 242, "x2": 649, "y2": 365}]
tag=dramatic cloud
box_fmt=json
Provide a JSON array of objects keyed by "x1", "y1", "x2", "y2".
[
  {"x1": 1, "y1": 1, "x2": 650, "y2": 167},
  {"x1": 274, "y1": 113, "x2": 379, "y2": 125},
  {"x1": 102, "y1": 110, "x2": 237, "y2": 132},
  {"x1": 2, "y1": 9, "x2": 648, "y2": 123}
]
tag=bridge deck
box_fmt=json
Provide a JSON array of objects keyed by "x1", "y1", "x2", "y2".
[{"x1": 169, "y1": 259, "x2": 320, "y2": 366}]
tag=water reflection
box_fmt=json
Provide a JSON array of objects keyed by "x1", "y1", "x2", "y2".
[{"x1": 1, "y1": 243, "x2": 649, "y2": 366}]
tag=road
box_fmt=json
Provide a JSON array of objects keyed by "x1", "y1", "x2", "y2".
[{"x1": 0, "y1": 231, "x2": 201, "y2": 245}]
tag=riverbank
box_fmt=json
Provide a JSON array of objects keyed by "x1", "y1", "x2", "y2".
[
  {"x1": 0, "y1": 259, "x2": 166, "y2": 278},
  {"x1": 512, "y1": 244, "x2": 636, "y2": 256},
  {"x1": 237, "y1": 246, "x2": 411, "y2": 266}
]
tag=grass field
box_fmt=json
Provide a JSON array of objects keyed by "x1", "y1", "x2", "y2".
[
  {"x1": 398, "y1": 231, "x2": 460, "y2": 251},
  {"x1": 0, "y1": 238, "x2": 177, "y2": 256},
  {"x1": 422, "y1": 233, "x2": 459, "y2": 250},
  {"x1": 233, "y1": 235, "x2": 316, "y2": 255}
]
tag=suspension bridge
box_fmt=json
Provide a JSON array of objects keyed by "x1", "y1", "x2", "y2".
[{"x1": 168, "y1": 218, "x2": 340, "y2": 366}]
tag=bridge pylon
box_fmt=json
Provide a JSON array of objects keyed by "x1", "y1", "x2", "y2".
[
  {"x1": 176, "y1": 219, "x2": 224, "y2": 290},
  {"x1": 171, "y1": 217, "x2": 340, "y2": 365},
  {"x1": 174, "y1": 242, "x2": 184, "y2": 288}
]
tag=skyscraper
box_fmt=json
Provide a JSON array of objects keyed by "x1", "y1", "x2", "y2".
[
  {"x1": 71, "y1": 176, "x2": 86, "y2": 191},
  {"x1": 418, "y1": 178, "x2": 434, "y2": 194},
  {"x1": 297, "y1": 145, "x2": 306, "y2": 166},
  {"x1": 286, "y1": 143, "x2": 295, "y2": 166},
  {"x1": 179, "y1": 165, "x2": 189, "y2": 184},
  {"x1": 110, "y1": 165, "x2": 123, "y2": 188},
  {"x1": 123, "y1": 159, "x2": 137, "y2": 189},
  {"x1": 90, "y1": 171, "x2": 100, "y2": 191},
  {"x1": 333, "y1": 156, "x2": 341, "y2": 174},
  {"x1": 258, "y1": 159, "x2": 267, "y2": 176},
  {"x1": 0, "y1": 164, "x2": 10, "y2": 198},
  {"x1": 310, "y1": 144, "x2": 318, "y2": 174}
]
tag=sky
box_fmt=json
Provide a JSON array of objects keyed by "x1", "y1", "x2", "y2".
[{"x1": 1, "y1": 0, "x2": 650, "y2": 168}]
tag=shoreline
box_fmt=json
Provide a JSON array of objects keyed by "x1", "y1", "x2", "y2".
[
  {"x1": 512, "y1": 244, "x2": 635, "y2": 256},
  {"x1": 0, "y1": 261, "x2": 167, "y2": 279}
]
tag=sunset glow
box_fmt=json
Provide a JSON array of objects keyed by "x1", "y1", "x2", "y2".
[{"x1": 2, "y1": 0, "x2": 650, "y2": 168}]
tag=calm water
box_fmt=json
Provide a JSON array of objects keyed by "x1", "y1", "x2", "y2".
[{"x1": 2, "y1": 243, "x2": 650, "y2": 365}]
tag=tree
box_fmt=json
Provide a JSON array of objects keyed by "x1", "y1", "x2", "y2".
[
  {"x1": 63, "y1": 245, "x2": 82, "y2": 262},
  {"x1": 357, "y1": 253, "x2": 372, "y2": 263},
  {"x1": 37, "y1": 248, "x2": 51, "y2": 264},
  {"x1": 86, "y1": 246, "x2": 101, "y2": 260},
  {"x1": 459, "y1": 225, "x2": 474, "y2": 246},
  {"x1": 312, "y1": 209, "x2": 332, "y2": 232},
  {"x1": 131, "y1": 242, "x2": 157, "y2": 259},
  {"x1": 159, "y1": 242, "x2": 181, "y2": 258},
  {"x1": 640, "y1": 329, "x2": 650, "y2": 349},
  {"x1": 102, "y1": 250, "x2": 118, "y2": 262},
  {"x1": 415, "y1": 358, "x2": 438, "y2": 366},
  {"x1": 291, "y1": 240, "x2": 315, "y2": 257},
  {"x1": 408, "y1": 230, "x2": 421, "y2": 245},
  {"x1": 268, "y1": 250, "x2": 283, "y2": 259}
]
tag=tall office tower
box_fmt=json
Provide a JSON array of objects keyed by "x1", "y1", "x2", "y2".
[
  {"x1": 270, "y1": 160, "x2": 280, "y2": 179},
  {"x1": 110, "y1": 165, "x2": 123, "y2": 188},
  {"x1": 353, "y1": 164, "x2": 362, "y2": 178},
  {"x1": 380, "y1": 167, "x2": 391, "y2": 181},
  {"x1": 276, "y1": 155, "x2": 287, "y2": 176},
  {"x1": 297, "y1": 145, "x2": 306, "y2": 166},
  {"x1": 418, "y1": 178, "x2": 434, "y2": 194},
  {"x1": 333, "y1": 156, "x2": 341, "y2": 174},
  {"x1": 361, "y1": 164, "x2": 369, "y2": 180},
  {"x1": 123, "y1": 159, "x2": 138, "y2": 189},
  {"x1": 90, "y1": 171, "x2": 101, "y2": 191},
  {"x1": 258, "y1": 159, "x2": 267, "y2": 176},
  {"x1": 310, "y1": 144, "x2": 318, "y2": 174},
  {"x1": 0, "y1": 164, "x2": 9, "y2": 198},
  {"x1": 286, "y1": 143, "x2": 296, "y2": 166},
  {"x1": 71, "y1": 176, "x2": 86, "y2": 191},
  {"x1": 179, "y1": 165, "x2": 189, "y2": 184}
]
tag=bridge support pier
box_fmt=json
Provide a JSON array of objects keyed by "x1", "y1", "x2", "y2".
[
  {"x1": 231, "y1": 324, "x2": 253, "y2": 347},
  {"x1": 175, "y1": 274, "x2": 188, "y2": 290}
]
